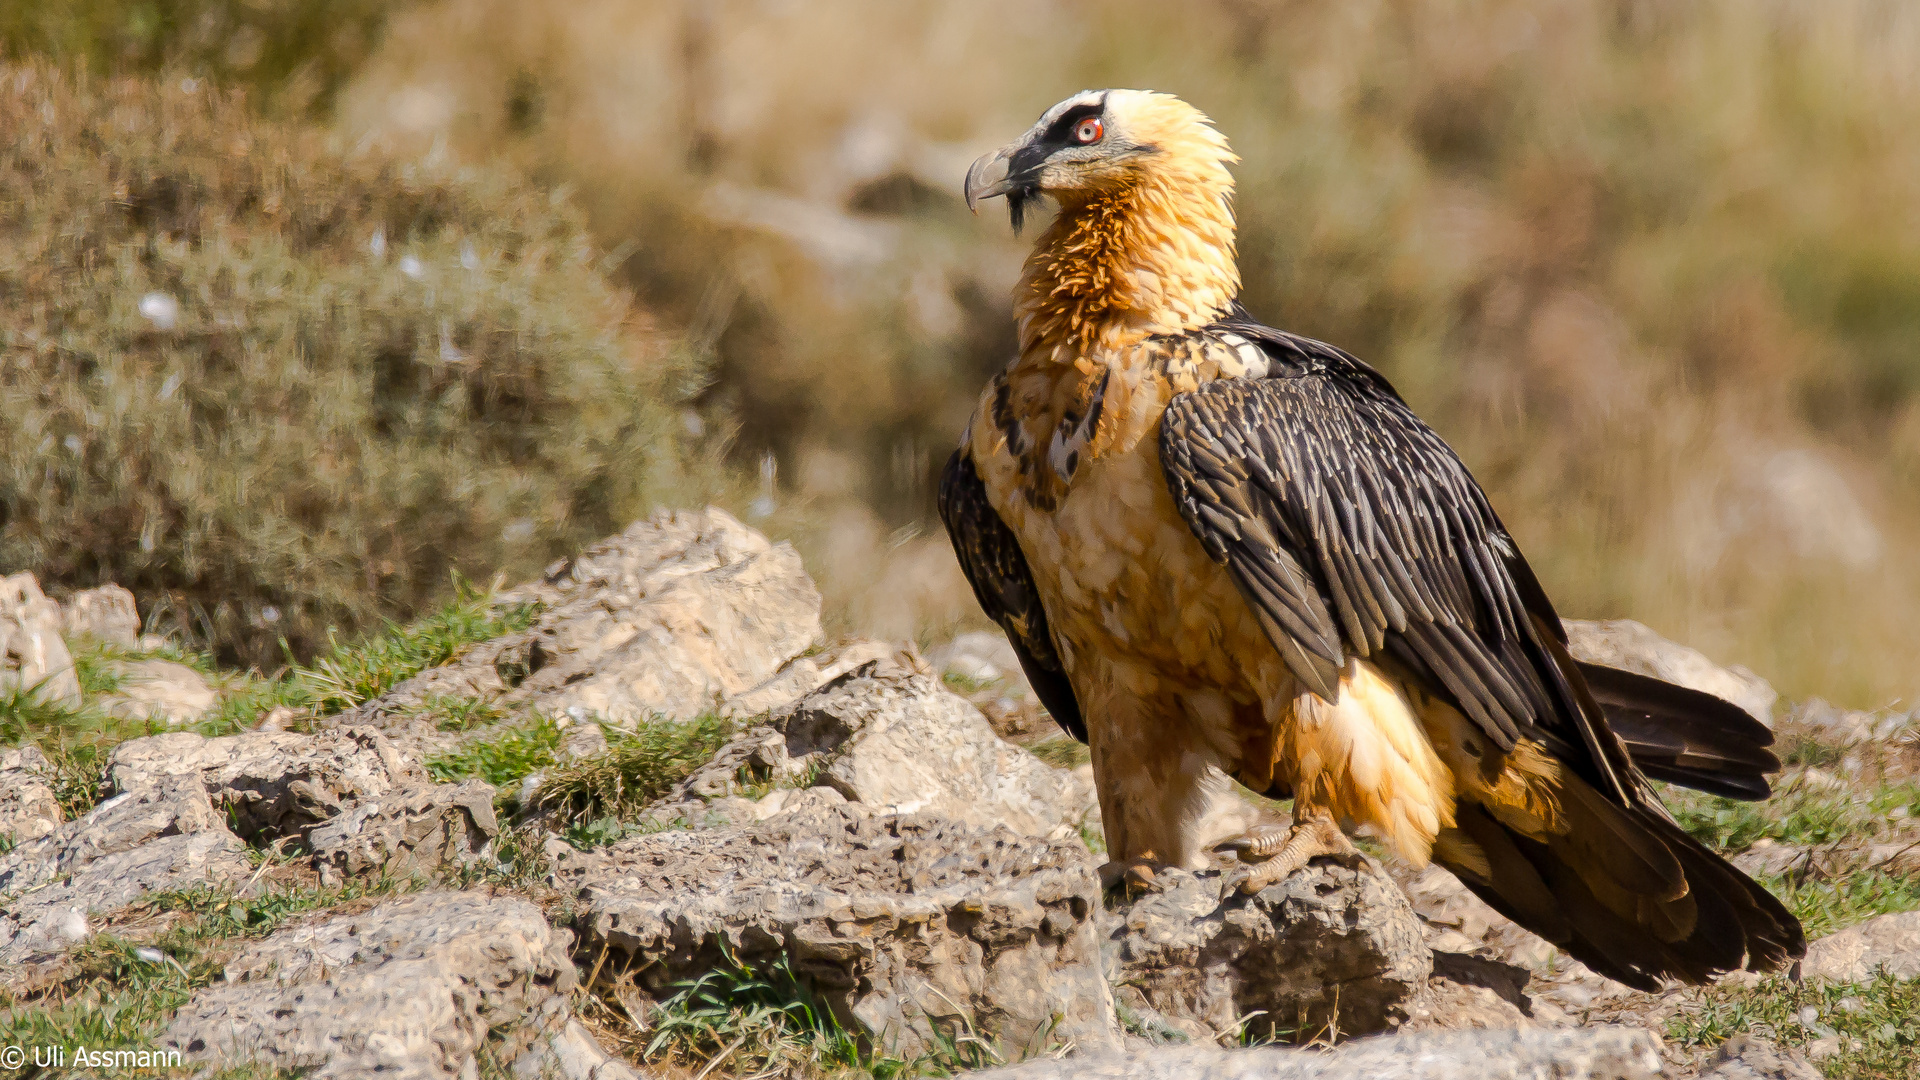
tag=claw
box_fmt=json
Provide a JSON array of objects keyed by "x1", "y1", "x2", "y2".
[{"x1": 1213, "y1": 813, "x2": 1355, "y2": 895}]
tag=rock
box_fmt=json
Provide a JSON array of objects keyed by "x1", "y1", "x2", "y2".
[
  {"x1": 109, "y1": 669, "x2": 216, "y2": 726},
  {"x1": 967, "y1": 1025, "x2": 1665, "y2": 1079},
  {"x1": 0, "y1": 572, "x2": 80, "y2": 705},
  {"x1": 307, "y1": 778, "x2": 499, "y2": 880},
  {"x1": 928, "y1": 630, "x2": 1027, "y2": 687},
  {"x1": 1398, "y1": 951, "x2": 1543, "y2": 1031},
  {"x1": 94, "y1": 658, "x2": 219, "y2": 724},
  {"x1": 511, "y1": 1019, "x2": 647, "y2": 1080},
  {"x1": 163, "y1": 891, "x2": 577, "y2": 1080},
  {"x1": 60, "y1": 583, "x2": 140, "y2": 647},
  {"x1": 1695, "y1": 1035, "x2": 1822, "y2": 1080},
  {"x1": 927, "y1": 630, "x2": 1057, "y2": 743},
  {"x1": 0, "y1": 777, "x2": 250, "y2": 971},
  {"x1": 1564, "y1": 618, "x2": 1775, "y2": 725},
  {"x1": 555, "y1": 802, "x2": 1117, "y2": 1059},
  {"x1": 109, "y1": 727, "x2": 425, "y2": 844},
  {"x1": 1392, "y1": 863, "x2": 1557, "y2": 971},
  {"x1": 0, "y1": 744, "x2": 62, "y2": 843},
  {"x1": 671, "y1": 663, "x2": 1094, "y2": 839},
  {"x1": 346, "y1": 509, "x2": 826, "y2": 759},
  {"x1": 1782, "y1": 698, "x2": 1906, "y2": 748},
  {"x1": 1798, "y1": 910, "x2": 1920, "y2": 982},
  {"x1": 1110, "y1": 855, "x2": 1432, "y2": 1042}
]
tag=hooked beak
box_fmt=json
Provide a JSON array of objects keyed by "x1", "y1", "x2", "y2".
[{"x1": 963, "y1": 145, "x2": 1018, "y2": 213}]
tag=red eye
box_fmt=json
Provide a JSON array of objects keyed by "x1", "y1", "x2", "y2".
[{"x1": 1074, "y1": 117, "x2": 1104, "y2": 144}]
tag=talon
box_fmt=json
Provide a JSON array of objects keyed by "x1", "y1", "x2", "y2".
[
  {"x1": 1125, "y1": 863, "x2": 1158, "y2": 889},
  {"x1": 1213, "y1": 823, "x2": 1291, "y2": 862},
  {"x1": 1099, "y1": 856, "x2": 1166, "y2": 892},
  {"x1": 1217, "y1": 865, "x2": 1252, "y2": 900},
  {"x1": 1213, "y1": 813, "x2": 1355, "y2": 895}
]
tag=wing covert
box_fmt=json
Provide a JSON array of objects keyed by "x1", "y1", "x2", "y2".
[{"x1": 1160, "y1": 325, "x2": 1632, "y2": 799}]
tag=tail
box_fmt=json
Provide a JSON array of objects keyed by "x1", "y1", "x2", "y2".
[
  {"x1": 1436, "y1": 796, "x2": 1804, "y2": 989},
  {"x1": 1580, "y1": 662, "x2": 1780, "y2": 801},
  {"x1": 1427, "y1": 639, "x2": 1804, "y2": 990}
]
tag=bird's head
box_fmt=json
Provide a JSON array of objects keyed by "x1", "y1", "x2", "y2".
[{"x1": 964, "y1": 89, "x2": 1235, "y2": 232}]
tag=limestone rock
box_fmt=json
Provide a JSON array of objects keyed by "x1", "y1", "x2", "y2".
[
  {"x1": 94, "y1": 658, "x2": 219, "y2": 725},
  {"x1": 0, "y1": 572, "x2": 80, "y2": 705},
  {"x1": 345, "y1": 509, "x2": 826, "y2": 761},
  {"x1": 1695, "y1": 1035, "x2": 1823, "y2": 1080},
  {"x1": 1798, "y1": 910, "x2": 1920, "y2": 982},
  {"x1": 555, "y1": 802, "x2": 1118, "y2": 1059},
  {"x1": 671, "y1": 663, "x2": 1093, "y2": 840},
  {"x1": 510, "y1": 1019, "x2": 647, "y2": 1080},
  {"x1": 163, "y1": 891, "x2": 576, "y2": 1080},
  {"x1": 0, "y1": 777, "x2": 250, "y2": 971},
  {"x1": 1564, "y1": 618, "x2": 1775, "y2": 725},
  {"x1": 307, "y1": 778, "x2": 499, "y2": 880},
  {"x1": 60, "y1": 583, "x2": 140, "y2": 647},
  {"x1": 0, "y1": 744, "x2": 62, "y2": 843},
  {"x1": 968, "y1": 1025, "x2": 1665, "y2": 1079},
  {"x1": 1109, "y1": 855, "x2": 1432, "y2": 1042},
  {"x1": 109, "y1": 727, "x2": 425, "y2": 844}
]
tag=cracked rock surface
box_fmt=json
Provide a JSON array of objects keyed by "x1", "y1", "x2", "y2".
[
  {"x1": 1108, "y1": 854, "x2": 1432, "y2": 1043},
  {"x1": 163, "y1": 891, "x2": 579, "y2": 1080},
  {"x1": 556, "y1": 801, "x2": 1118, "y2": 1059}
]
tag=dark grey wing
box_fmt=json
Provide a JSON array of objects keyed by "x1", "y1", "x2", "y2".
[
  {"x1": 1159, "y1": 331, "x2": 1634, "y2": 802},
  {"x1": 938, "y1": 449, "x2": 1086, "y2": 743}
]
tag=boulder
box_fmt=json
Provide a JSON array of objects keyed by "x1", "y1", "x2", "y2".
[
  {"x1": 109, "y1": 727, "x2": 426, "y2": 844},
  {"x1": 554, "y1": 802, "x2": 1118, "y2": 1060},
  {"x1": 0, "y1": 571, "x2": 80, "y2": 705},
  {"x1": 0, "y1": 744, "x2": 62, "y2": 843},
  {"x1": 1798, "y1": 910, "x2": 1920, "y2": 982},
  {"x1": 345, "y1": 509, "x2": 827, "y2": 760},
  {"x1": 672, "y1": 663, "x2": 1094, "y2": 840},
  {"x1": 163, "y1": 891, "x2": 577, "y2": 1080},
  {"x1": 1695, "y1": 1035, "x2": 1822, "y2": 1080},
  {"x1": 1109, "y1": 855, "x2": 1432, "y2": 1043},
  {"x1": 1563, "y1": 618, "x2": 1775, "y2": 726},
  {"x1": 94, "y1": 658, "x2": 219, "y2": 725},
  {"x1": 60, "y1": 583, "x2": 141, "y2": 647},
  {"x1": 0, "y1": 777, "x2": 250, "y2": 972},
  {"x1": 967, "y1": 1025, "x2": 1665, "y2": 1079}
]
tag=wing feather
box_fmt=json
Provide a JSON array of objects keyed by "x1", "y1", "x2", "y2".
[
  {"x1": 1159, "y1": 321, "x2": 1631, "y2": 797},
  {"x1": 937, "y1": 448, "x2": 1087, "y2": 743}
]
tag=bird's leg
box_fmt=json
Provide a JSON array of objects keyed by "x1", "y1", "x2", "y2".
[{"x1": 1213, "y1": 804, "x2": 1355, "y2": 896}]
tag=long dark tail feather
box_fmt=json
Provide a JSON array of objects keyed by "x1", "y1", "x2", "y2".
[
  {"x1": 1437, "y1": 803, "x2": 1806, "y2": 990},
  {"x1": 1580, "y1": 662, "x2": 1780, "y2": 800}
]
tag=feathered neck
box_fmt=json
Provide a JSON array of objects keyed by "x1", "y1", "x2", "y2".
[{"x1": 1013, "y1": 156, "x2": 1239, "y2": 359}]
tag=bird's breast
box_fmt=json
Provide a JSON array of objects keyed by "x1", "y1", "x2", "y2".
[{"x1": 969, "y1": 327, "x2": 1276, "y2": 690}]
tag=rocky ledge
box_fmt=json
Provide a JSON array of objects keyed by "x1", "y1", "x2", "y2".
[{"x1": 4, "y1": 507, "x2": 1903, "y2": 1079}]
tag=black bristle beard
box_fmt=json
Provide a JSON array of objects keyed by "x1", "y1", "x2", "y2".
[{"x1": 1008, "y1": 186, "x2": 1039, "y2": 234}]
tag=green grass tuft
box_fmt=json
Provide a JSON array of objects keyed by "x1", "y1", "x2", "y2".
[
  {"x1": 534, "y1": 713, "x2": 737, "y2": 822},
  {"x1": 1669, "y1": 972, "x2": 1920, "y2": 1079},
  {"x1": 293, "y1": 582, "x2": 540, "y2": 713},
  {"x1": 1665, "y1": 780, "x2": 1920, "y2": 853},
  {"x1": 425, "y1": 715, "x2": 563, "y2": 791},
  {"x1": 1027, "y1": 737, "x2": 1090, "y2": 771}
]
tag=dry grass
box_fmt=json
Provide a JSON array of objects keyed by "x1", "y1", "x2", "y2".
[
  {"x1": 0, "y1": 61, "x2": 729, "y2": 666},
  {"x1": 326, "y1": 0, "x2": 1920, "y2": 704}
]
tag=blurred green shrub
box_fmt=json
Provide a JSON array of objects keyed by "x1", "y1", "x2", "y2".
[
  {"x1": 0, "y1": 62, "x2": 724, "y2": 666},
  {"x1": 0, "y1": 0, "x2": 408, "y2": 115}
]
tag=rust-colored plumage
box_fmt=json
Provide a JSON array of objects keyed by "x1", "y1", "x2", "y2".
[{"x1": 943, "y1": 89, "x2": 1802, "y2": 989}]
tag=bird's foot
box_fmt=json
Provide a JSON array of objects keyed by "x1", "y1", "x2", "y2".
[
  {"x1": 1098, "y1": 855, "x2": 1169, "y2": 893},
  {"x1": 1213, "y1": 814, "x2": 1355, "y2": 897}
]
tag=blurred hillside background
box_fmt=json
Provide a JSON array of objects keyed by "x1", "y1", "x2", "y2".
[{"x1": 3, "y1": 0, "x2": 1918, "y2": 706}]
